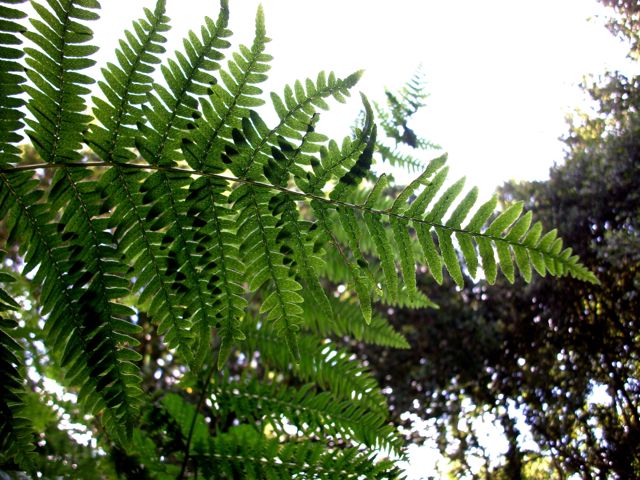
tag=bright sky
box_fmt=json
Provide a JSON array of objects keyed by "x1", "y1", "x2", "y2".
[{"x1": 92, "y1": 0, "x2": 638, "y2": 198}]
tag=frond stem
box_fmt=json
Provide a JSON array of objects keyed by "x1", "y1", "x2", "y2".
[
  {"x1": 0, "y1": 161, "x2": 576, "y2": 263},
  {"x1": 178, "y1": 358, "x2": 217, "y2": 480}
]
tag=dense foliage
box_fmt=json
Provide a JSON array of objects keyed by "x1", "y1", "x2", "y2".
[
  {"x1": 360, "y1": 3, "x2": 640, "y2": 478},
  {"x1": 0, "y1": 0, "x2": 595, "y2": 478}
]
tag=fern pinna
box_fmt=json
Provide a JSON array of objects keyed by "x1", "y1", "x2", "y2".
[{"x1": 0, "y1": 0, "x2": 597, "y2": 477}]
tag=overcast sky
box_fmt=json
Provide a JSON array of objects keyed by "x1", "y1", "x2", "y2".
[{"x1": 90, "y1": 0, "x2": 638, "y2": 200}]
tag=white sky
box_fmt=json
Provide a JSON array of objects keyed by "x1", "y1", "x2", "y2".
[{"x1": 91, "y1": 0, "x2": 638, "y2": 198}]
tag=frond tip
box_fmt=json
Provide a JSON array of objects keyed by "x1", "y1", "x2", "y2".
[{"x1": 352, "y1": 154, "x2": 599, "y2": 289}]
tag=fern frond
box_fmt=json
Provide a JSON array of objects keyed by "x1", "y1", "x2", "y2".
[
  {"x1": 360, "y1": 157, "x2": 598, "y2": 286},
  {"x1": 200, "y1": 425, "x2": 403, "y2": 479},
  {"x1": 0, "y1": 0, "x2": 27, "y2": 166},
  {"x1": 134, "y1": 1, "x2": 232, "y2": 368},
  {"x1": 87, "y1": 3, "x2": 194, "y2": 363},
  {"x1": 242, "y1": 314, "x2": 388, "y2": 416},
  {"x1": 264, "y1": 114, "x2": 334, "y2": 322},
  {"x1": 180, "y1": 6, "x2": 271, "y2": 368},
  {"x1": 18, "y1": 1, "x2": 143, "y2": 441},
  {"x1": 0, "y1": 267, "x2": 35, "y2": 469},
  {"x1": 225, "y1": 71, "x2": 365, "y2": 358},
  {"x1": 86, "y1": 0, "x2": 170, "y2": 164},
  {"x1": 24, "y1": 0, "x2": 99, "y2": 164},
  {"x1": 232, "y1": 182, "x2": 304, "y2": 360},
  {"x1": 303, "y1": 292, "x2": 410, "y2": 349},
  {"x1": 181, "y1": 3, "x2": 271, "y2": 173},
  {"x1": 136, "y1": 0, "x2": 230, "y2": 167},
  {"x1": 163, "y1": 390, "x2": 391, "y2": 479},
  {"x1": 303, "y1": 97, "x2": 379, "y2": 322},
  {"x1": 231, "y1": 69, "x2": 363, "y2": 181},
  {"x1": 101, "y1": 166, "x2": 194, "y2": 363},
  {"x1": 212, "y1": 376, "x2": 404, "y2": 455},
  {"x1": 1, "y1": 166, "x2": 146, "y2": 443},
  {"x1": 375, "y1": 68, "x2": 438, "y2": 151}
]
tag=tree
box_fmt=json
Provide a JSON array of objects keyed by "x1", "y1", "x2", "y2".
[
  {"x1": 0, "y1": 0, "x2": 595, "y2": 477},
  {"x1": 360, "y1": 3, "x2": 640, "y2": 478}
]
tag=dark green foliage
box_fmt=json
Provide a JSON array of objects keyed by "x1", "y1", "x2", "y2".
[
  {"x1": 0, "y1": 0, "x2": 596, "y2": 477},
  {"x1": 0, "y1": 264, "x2": 35, "y2": 469}
]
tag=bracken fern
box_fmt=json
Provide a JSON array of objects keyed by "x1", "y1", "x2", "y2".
[{"x1": 0, "y1": 0, "x2": 597, "y2": 477}]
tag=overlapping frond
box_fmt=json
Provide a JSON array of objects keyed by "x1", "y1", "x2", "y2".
[
  {"x1": 15, "y1": 0, "x2": 144, "y2": 441},
  {"x1": 212, "y1": 376, "x2": 404, "y2": 455},
  {"x1": 134, "y1": 0, "x2": 232, "y2": 368},
  {"x1": 200, "y1": 425, "x2": 402, "y2": 479},
  {"x1": 223, "y1": 72, "x2": 364, "y2": 359},
  {"x1": 242, "y1": 314, "x2": 388, "y2": 416},
  {"x1": 180, "y1": 7, "x2": 271, "y2": 368},
  {"x1": 88, "y1": 2, "x2": 194, "y2": 363},
  {"x1": 232, "y1": 181, "x2": 305, "y2": 360},
  {"x1": 265, "y1": 114, "x2": 334, "y2": 323}
]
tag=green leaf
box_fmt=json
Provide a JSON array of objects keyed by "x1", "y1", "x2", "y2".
[{"x1": 436, "y1": 227, "x2": 463, "y2": 287}]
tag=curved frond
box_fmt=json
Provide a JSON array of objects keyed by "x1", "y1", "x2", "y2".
[
  {"x1": 212, "y1": 377, "x2": 404, "y2": 455},
  {"x1": 86, "y1": 0, "x2": 170, "y2": 164},
  {"x1": 200, "y1": 425, "x2": 402, "y2": 479},
  {"x1": 242, "y1": 314, "x2": 388, "y2": 416}
]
